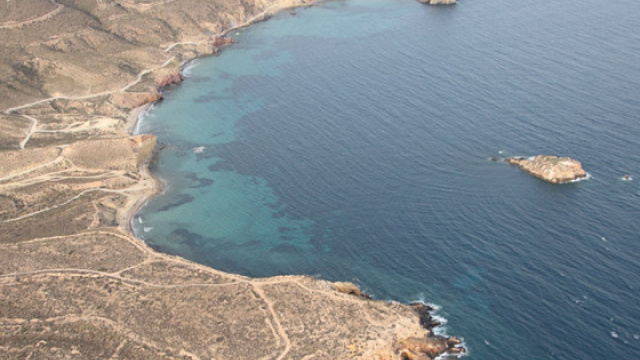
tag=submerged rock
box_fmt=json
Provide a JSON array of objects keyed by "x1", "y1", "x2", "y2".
[{"x1": 506, "y1": 155, "x2": 587, "y2": 184}]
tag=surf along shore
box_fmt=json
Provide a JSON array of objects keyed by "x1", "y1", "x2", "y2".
[{"x1": 0, "y1": 0, "x2": 464, "y2": 358}]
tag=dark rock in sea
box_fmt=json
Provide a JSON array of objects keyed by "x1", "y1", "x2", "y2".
[{"x1": 411, "y1": 303, "x2": 440, "y2": 330}]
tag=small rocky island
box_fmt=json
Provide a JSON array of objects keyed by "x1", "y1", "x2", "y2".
[
  {"x1": 506, "y1": 155, "x2": 588, "y2": 184},
  {"x1": 419, "y1": 0, "x2": 456, "y2": 4}
]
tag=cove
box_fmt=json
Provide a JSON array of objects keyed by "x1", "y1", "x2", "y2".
[{"x1": 135, "y1": 0, "x2": 640, "y2": 358}]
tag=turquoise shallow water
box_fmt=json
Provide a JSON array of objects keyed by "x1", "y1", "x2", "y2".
[{"x1": 135, "y1": 0, "x2": 640, "y2": 358}]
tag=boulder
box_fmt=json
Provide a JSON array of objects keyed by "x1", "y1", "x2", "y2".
[{"x1": 333, "y1": 282, "x2": 371, "y2": 299}]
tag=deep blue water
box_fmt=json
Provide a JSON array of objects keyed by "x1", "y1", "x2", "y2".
[{"x1": 134, "y1": 0, "x2": 640, "y2": 358}]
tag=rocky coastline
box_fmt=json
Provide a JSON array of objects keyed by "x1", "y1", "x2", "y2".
[{"x1": 0, "y1": 0, "x2": 464, "y2": 358}]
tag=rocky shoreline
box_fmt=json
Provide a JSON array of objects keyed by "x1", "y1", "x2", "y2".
[{"x1": 0, "y1": 0, "x2": 464, "y2": 358}]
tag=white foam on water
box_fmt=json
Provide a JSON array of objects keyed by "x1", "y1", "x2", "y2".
[
  {"x1": 134, "y1": 103, "x2": 155, "y2": 135},
  {"x1": 434, "y1": 344, "x2": 469, "y2": 360},
  {"x1": 193, "y1": 146, "x2": 206, "y2": 154},
  {"x1": 611, "y1": 331, "x2": 619, "y2": 339},
  {"x1": 409, "y1": 295, "x2": 467, "y2": 358},
  {"x1": 143, "y1": 227, "x2": 153, "y2": 232},
  {"x1": 182, "y1": 59, "x2": 200, "y2": 78},
  {"x1": 432, "y1": 315, "x2": 449, "y2": 331},
  {"x1": 569, "y1": 172, "x2": 592, "y2": 183}
]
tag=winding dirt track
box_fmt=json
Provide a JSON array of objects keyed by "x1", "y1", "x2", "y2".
[
  {"x1": 0, "y1": 1, "x2": 456, "y2": 358},
  {"x1": 0, "y1": 227, "x2": 403, "y2": 360},
  {"x1": 0, "y1": 3, "x2": 319, "y2": 357},
  {"x1": 3, "y1": 1, "x2": 294, "y2": 150},
  {"x1": 4, "y1": 1, "x2": 298, "y2": 116},
  {"x1": 0, "y1": 0, "x2": 64, "y2": 30}
]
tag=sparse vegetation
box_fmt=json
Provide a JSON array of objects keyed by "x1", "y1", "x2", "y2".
[{"x1": 0, "y1": 0, "x2": 463, "y2": 358}]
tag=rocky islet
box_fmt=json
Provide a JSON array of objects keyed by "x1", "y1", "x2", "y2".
[{"x1": 506, "y1": 155, "x2": 588, "y2": 184}]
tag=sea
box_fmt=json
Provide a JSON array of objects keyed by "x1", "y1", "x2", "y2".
[{"x1": 133, "y1": 0, "x2": 640, "y2": 358}]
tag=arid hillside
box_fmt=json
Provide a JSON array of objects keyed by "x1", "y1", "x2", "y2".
[{"x1": 0, "y1": 0, "x2": 464, "y2": 359}]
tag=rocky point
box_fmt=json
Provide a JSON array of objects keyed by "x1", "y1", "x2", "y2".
[{"x1": 506, "y1": 155, "x2": 587, "y2": 184}]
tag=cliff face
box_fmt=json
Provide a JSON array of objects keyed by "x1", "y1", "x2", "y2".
[
  {"x1": 0, "y1": 0, "x2": 464, "y2": 359},
  {"x1": 506, "y1": 155, "x2": 588, "y2": 183}
]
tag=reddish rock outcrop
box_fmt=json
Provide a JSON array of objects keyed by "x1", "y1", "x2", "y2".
[
  {"x1": 506, "y1": 155, "x2": 587, "y2": 183},
  {"x1": 211, "y1": 36, "x2": 234, "y2": 47},
  {"x1": 110, "y1": 91, "x2": 162, "y2": 110},
  {"x1": 155, "y1": 70, "x2": 184, "y2": 88}
]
